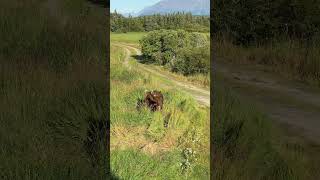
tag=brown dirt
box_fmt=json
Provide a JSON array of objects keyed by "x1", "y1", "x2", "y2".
[{"x1": 216, "y1": 59, "x2": 320, "y2": 144}]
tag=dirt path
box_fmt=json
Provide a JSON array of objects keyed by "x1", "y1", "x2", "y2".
[
  {"x1": 114, "y1": 43, "x2": 210, "y2": 107},
  {"x1": 216, "y1": 60, "x2": 320, "y2": 144}
]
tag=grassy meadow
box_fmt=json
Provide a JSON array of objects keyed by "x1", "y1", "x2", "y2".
[
  {"x1": 111, "y1": 32, "x2": 210, "y2": 88},
  {"x1": 109, "y1": 32, "x2": 320, "y2": 180},
  {"x1": 110, "y1": 41, "x2": 210, "y2": 179},
  {"x1": 212, "y1": 1, "x2": 320, "y2": 178},
  {"x1": 212, "y1": 77, "x2": 320, "y2": 180},
  {"x1": 0, "y1": 0, "x2": 108, "y2": 179},
  {"x1": 215, "y1": 35, "x2": 320, "y2": 87},
  {"x1": 111, "y1": 32, "x2": 147, "y2": 44}
]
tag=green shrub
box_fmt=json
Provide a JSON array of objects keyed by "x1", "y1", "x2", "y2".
[
  {"x1": 140, "y1": 29, "x2": 209, "y2": 75},
  {"x1": 171, "y1": 45, "x2": 210, "y2": 75}
]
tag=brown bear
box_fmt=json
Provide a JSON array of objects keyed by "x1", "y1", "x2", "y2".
[{"x1": 136, "y1": 90, "x2": 164, "y2": 111}]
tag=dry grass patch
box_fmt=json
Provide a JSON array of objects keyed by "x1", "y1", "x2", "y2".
[{"x1": 111, "y1": 124, "x2": 179, "y2": 155}]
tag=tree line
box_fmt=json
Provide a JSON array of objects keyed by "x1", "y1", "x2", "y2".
[
  {"x1": 212, "y1": 0, "x2": 320, "y2": 45},
  {"x1": 111, "y1": 11, "x2": 210, "y2": 33}
]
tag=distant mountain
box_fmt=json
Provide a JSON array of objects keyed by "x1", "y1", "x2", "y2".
[{"x1": 138, "y1": 0, "x2": 210, "y2": 16}]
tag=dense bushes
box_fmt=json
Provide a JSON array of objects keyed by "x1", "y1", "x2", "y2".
[
  {"x1": 172, "y1": 47, "x2": 210, "y2": 75},
  {"x1": 213, "y1": 0, "x2": 320, "y2": 45},
  {"x1": 111, "y1": 11, "x2": 210, "y2": 33},
  {"x1": 140, "y1": 29, "x2": 210, "y2": 75}
]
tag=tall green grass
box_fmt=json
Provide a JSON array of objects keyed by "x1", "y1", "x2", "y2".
[
  {"x1": 212, "y1": 78, "x2": 320, "y2": 179},
  {"x1": 215, "y1": 35, "x2": 320, "y2": 87},
  {"x1": 0, "y1": 0, "x2": 108, "y2": 179},
  {"x1": 110, "y1": 45, "x2": 210, "y2": 179},
  {"x1": 0, "y1": 0, "x2": 106, "y2": 71}
]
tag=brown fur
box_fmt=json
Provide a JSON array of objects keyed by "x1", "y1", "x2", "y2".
[{"x1": 137, "y1": 90, "x2": 164, "y2": 111}]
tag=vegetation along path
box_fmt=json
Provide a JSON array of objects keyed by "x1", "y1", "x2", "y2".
[
  {"x1": 216, "y1": 59, "x2": 320, "y2": 144},
  {"x1": 114, "y1": 43, "x2": 210, "y2": 107}
]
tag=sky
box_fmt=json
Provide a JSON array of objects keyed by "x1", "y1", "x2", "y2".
[{"x1": 110, "y1": 0, "x2": 161, "y2": 14}]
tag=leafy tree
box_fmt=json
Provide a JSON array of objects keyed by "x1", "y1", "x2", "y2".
[
  {"x1": 140, "y1": 30, "x2": 210, "y2": 75},
  {"x1": 171, "y1": 46, "x2": 210, "y2": 75}
]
